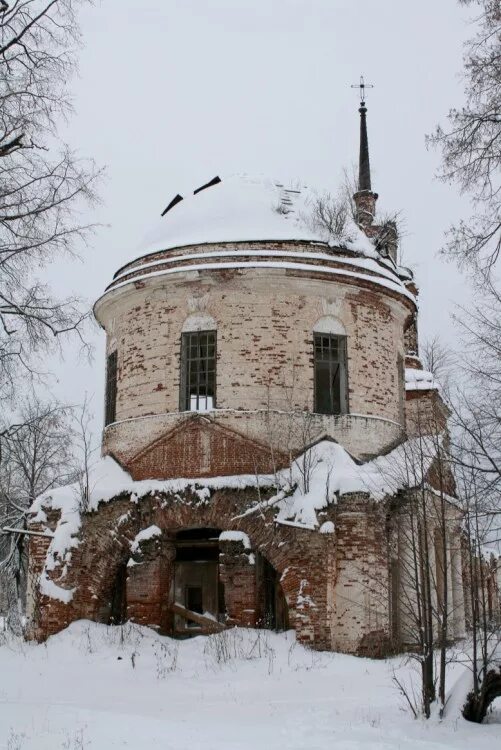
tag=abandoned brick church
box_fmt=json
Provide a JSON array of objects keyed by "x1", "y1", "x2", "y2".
[{"x1": 27, "y1": 97, "x2": 491, "y2": 656}]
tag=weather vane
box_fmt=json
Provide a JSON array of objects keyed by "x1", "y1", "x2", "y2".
[{"x1": 351, "y1": 75, "x2": 374, "y2": 105}]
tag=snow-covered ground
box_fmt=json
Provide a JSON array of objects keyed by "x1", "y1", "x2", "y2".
[{"x1": 0, "y1": 622, "x2": 499, "y2": 750}]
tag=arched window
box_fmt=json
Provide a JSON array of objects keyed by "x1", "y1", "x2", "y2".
[
  {"x1": 180, "y1": 314, "x2": 217, "y2": 412},
  {"x1": 313, "y1": 316, "x2": 348, "y2": 415}
]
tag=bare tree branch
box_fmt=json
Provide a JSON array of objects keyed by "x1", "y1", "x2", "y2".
[
  {"x1": 0, "y1": 0, "x2": 102, "y2": 403},
  {"x1": 427, "y1": 0, "x2": 501, "y2": 274}
]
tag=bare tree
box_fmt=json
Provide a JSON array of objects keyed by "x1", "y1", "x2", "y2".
[
  {"x1": 442, "y1": 271, "x2": 501, "y2": 719},
  {"x1": 0, "y1": 0, "x2": 100, "y2": 405},
  {"x1": 391, "y1": 438, "x2": 441, "y2": 716},
  {"x1": 71, "y1": 394, "x2": 97, "y2": 512},
  {"x1": 0, "y1": 396, "x2": 73, "y2": 629},
  {"x1": 305, "y1": 174, "x2": 405, "y2": 265},
  {"x1": 450, "y1": 279, "x2": 501, "y2": 502},
  {"x1": 453, "y1": 433, "x2": 501, "y2": 722},
  {"x1": 421, "y1": 335, "x2": 457, "y2": 390},
  {"x1": 376, "y1": 392, "x2": 466, "y2": 718},
  {"x1": 303, "y1": 190, "x2": 355, "y2": 246},
  {"x1": 428, "y1": 0, "x2": 501, "y2": 274}
]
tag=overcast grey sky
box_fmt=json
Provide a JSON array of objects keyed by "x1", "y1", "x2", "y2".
[{"x1": 48, "y1": 0, "x2": 475, "y2": 431}]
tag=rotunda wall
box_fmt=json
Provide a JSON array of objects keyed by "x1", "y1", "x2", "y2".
[{"x1": 96, "y1": 258, "x2": 411, "y2": 463}]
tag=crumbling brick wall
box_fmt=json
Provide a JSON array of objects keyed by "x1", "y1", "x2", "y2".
[
  {"x1": 26, "y1": 483, "x2": 402, "y2": 655},
  {"x1": 330, "y1": 493, "x2": 392, "y2": 656},
  {"x1": 27, "y1": 486, "x2": 338, "y2": 650}
]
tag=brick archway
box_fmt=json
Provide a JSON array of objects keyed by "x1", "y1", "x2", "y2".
[{"x1": 31, "y1": 486, "x2": 334, "y2": 648}]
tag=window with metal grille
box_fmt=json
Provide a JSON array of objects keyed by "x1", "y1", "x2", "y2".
[
  {"x1": 314, "y1": 334, "x2": 348, "y2": 415},
  {"x1": 105, "y1": 350, "x2": 118, "y2": 426},
  {"x1": 180, "y1": 330, "x2": 216, "y2": 411}
]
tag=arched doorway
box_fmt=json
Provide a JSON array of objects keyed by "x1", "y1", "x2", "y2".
[
  {"x1": 104, "y1": 524, "x2": 290, "y2": 638},
  {"x1": 171, "y1": 529, "x2": 289, "y2": 635},
  {"x1": 173, "y1": 528, "x2": 223, "y2": 634}
]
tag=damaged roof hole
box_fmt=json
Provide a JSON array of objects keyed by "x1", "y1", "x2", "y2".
[
  {"x1": 193, "y1": 175, "x2": 222, "y2": 195},
  {"x1": 161, "y1": 193, "x2": 183, "y2": 217}
]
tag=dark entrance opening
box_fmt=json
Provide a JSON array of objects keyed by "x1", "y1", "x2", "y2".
[
  {"x1": 258, "y1": 555, "x2": 289, "y2": 631},
  {"x1": 108, "y1": 562, "x2": 127, "y2": 625},
  {"x1": 173, "y1": 528, "x2": 222, "y2": 634}
]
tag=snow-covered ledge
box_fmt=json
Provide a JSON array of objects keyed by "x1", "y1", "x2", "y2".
[{"x1": 405, "y1": 368, "x2": 438, "y2": 392}]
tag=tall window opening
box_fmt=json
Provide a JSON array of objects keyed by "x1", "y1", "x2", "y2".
[
  {"x1": 180, "y1": 330, "x2": 216, "y2": 411},
  {"x1": 256, "y1": 554, "x2": 289, "y2": 632},
  {"x1": 105, "y1": 350, "x2": 118, "y2": 426},
  {"x1": 397, "y1": 353, "x2": 405, "y2": 425},
  {"x1": 314, "y1": 334, "x2": 348, "y2": 415}
]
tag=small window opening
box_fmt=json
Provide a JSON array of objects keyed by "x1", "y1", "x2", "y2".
[
  {"x1": 105, "y1": 350, "x2": 118, "y2": 426},
  {"x1": 314, "y1": 334, "x2": 348, "y2": 415},
  {"x1": 180, "y1": 330, "x2": 216, "y2": 411}
]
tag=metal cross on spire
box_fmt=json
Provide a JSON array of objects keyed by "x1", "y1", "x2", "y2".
[
  {"x1": 351, "y1": 75, "x2": 374, "y2": 193},
  {"x1": 351, "y1": 75, "x2": 374, "y2": 106}
]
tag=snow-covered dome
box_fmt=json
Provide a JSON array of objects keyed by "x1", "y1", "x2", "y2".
[
  {"x1": 139, "y1": 174, "x2": 375, "y2": 257},
  {"x1": 98, "y1": 173, "x2": 416, "y2": 306},
  {"x1": 93, "y1": 171, "x2": 418, "y2": 479}
]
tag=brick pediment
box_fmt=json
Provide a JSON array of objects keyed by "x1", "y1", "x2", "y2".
[{"x1": 127, "y1": 415, "x2": 288, "y2": 480}]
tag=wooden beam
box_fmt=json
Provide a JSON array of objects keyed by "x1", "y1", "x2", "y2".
[
  {"x1": 171, "y1": 602, "x2": 226, "y2": 633},
  {"x1": 2, "y1": 526, "x2": 53, "y2": 538}
]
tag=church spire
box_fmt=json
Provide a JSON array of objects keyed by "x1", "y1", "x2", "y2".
[
  {"x1": 351, "y1": 76, "x2": 377, "y2": 228},
  {"x1": 358, "y1": 100, "x2": 371, "y2": 192}
]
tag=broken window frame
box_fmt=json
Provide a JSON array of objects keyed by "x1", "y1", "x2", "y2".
[
  {"x1": 313, "y1": 333, "x2": 349, "y2": 415},
  {"x1": 180, "y1": 330, "x2": 217, "y2": 412}
]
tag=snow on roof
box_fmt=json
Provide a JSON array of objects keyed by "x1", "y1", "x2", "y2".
[
  {"x1": 260, "y1": 436, "x2": 442, "y2": 528},
  {"x1": 138, "y1": 174, "x2": 377, "y2": 257},
  {"x1": 29, "y1": 456, "x2": 274, "y2": 522},
  {"x1": 30, "y1": 437, "x2": 441, "y2": 526},
  {"x1": 405, "y1": 368, "x2": 438, "y2": 392},
  {"x1": 98, "y1": 174, "x2": 417, "y2": 307}
]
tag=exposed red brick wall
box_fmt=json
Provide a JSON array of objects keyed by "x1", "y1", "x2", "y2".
[
  {"x1": 405, "y1": 389, "x2": 449, "y2": 437},
  {"x1": 332, "y1": 494, "x2": 391, "y2": 655},
  {"x1": 128, "y1": 416, "x2": 289, "y2": 480},
  {"x1": 219, "y1": 538, "x2": 257, "y2": 627},
  {"x1": 126, "y1": 534, "x2": 173, "y2": 631}
]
